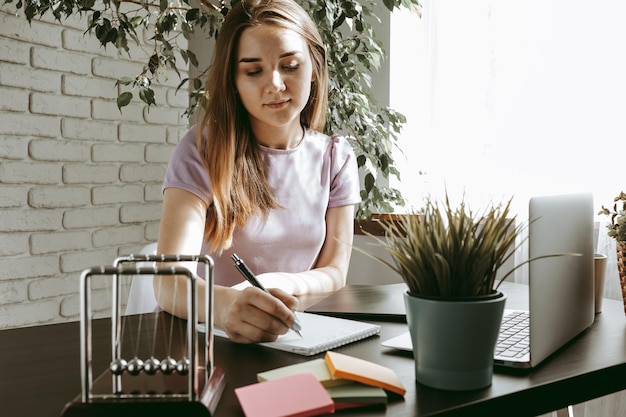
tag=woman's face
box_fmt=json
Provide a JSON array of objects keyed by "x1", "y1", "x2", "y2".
[{"x1": 235, "y1": 24, "x2": 315, "y2": 137}]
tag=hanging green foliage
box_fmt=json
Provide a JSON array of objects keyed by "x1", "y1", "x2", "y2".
[{"x1": 6, "y1": 0, "x2": 422, "y2": 218}]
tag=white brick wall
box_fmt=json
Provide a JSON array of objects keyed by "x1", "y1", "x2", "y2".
[{"x1": 0, "y1": 8, "x2": 190, "y2": 329}]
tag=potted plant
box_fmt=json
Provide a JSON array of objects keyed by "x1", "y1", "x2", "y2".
[
  {"x1": 598, "y1": 191, "x2": 626, "y2": 315},
  {"x1": 8, "y1": 0, "x2": 420, "y2": 219},
  {"x1": 355, "y1": 193, "x2": 567, "y2": 391}
]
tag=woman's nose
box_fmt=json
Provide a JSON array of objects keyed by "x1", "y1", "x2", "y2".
[{"x1": 266, "y1": 70, "x2": 286, "y2": 93}]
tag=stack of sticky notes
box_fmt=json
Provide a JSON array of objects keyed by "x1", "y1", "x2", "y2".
[
  {"x1": 235, "y1": 372, "x2": 334, "y2": 417},
  {"x1": 236, "y1": 352, "x2": 405, "y2": 416}
]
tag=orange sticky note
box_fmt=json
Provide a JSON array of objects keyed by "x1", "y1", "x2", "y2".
[
  {"x1": 235, "y1": 372, "x2": 335, "y2": 417},
  {"x1": 324, "y1": 351, "x2": 406, "y2": 396}
]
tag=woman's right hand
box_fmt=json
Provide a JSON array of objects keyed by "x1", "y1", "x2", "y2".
[{"x1": 217, "y1": 286, "x2": 299, "y2": 343}]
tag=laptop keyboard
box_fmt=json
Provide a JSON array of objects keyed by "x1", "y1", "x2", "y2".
[{"x1": 495, "y1": 311, "x2": 530, "y2": 359}]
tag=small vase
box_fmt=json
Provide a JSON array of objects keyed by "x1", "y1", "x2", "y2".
[
  {"x1": 617, "y1": 241, "x2": 626, "y2": 316},
  {"x1": 403, "y1": 291, "x2": 506, "y2": 391}
]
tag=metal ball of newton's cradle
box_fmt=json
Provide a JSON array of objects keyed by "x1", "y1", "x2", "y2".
[
  {"x1": 160, "y1": 356, "x2": 177, "y2": 375},
  {"x1": 143, "y1": 356, "x2": 161, "y2": 375},
  {"x1": 176, "y1": 358, "x2": 191, "y2": 376},
  {"x1": 126, "y1": 357, "x2": 144, "y2": 376},
  {"x1": 109, "y1": 358, "x2": 128, "y2": 375}
]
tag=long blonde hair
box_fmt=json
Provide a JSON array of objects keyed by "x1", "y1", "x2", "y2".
[{"x1": 198, "y1": 0, "x2": 328, "y2": 253}]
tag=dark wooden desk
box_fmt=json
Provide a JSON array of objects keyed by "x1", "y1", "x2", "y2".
[{"x1": 1, "y1": 289, "x2": 625, "y2": 417}]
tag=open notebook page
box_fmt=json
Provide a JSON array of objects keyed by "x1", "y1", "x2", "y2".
[{"x1": 198, "y1": 311, "x2": 381, "y2": 356}]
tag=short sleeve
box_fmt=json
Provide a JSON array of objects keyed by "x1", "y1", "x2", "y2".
[
  {"x1": 328, "y1": 135, "x2": 361, "y2": 208},
  {"x1": 162, "y1": 126, "x2": 213, "y2": 206}
]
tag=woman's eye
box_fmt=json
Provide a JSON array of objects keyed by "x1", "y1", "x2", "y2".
[
  {"x1": 283, "y1": 63, "x2": 300, "y2": 71},
  {"x1": 246, "y1": 69, "x2": 262, "y2": 76}
]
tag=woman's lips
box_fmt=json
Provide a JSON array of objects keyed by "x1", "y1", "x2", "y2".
[{"x1": 265, "y1": 99, "x2": 289, "y2": 109}]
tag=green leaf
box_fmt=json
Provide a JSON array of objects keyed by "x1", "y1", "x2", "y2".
[
  {"x1": 115, "y1": 77, "x2": 133, "y2": 86},
  {"x1": 356, "y1": 154, "x2": 366, "y2": 168},
  {"x1": 382, "y1": 0, "x2": 395, "y2": 10},
  {"x1": 186, "y1": 8, "x2": 199, "y2": 21},
  {"x1": 24, "y1": 4, "x2": 36, "y2": 21},
  {"x1": 82, "y1": 0, "x2": 96, "y2": 10},
  {"x1": 139, "y1": 87, "x2": 156, "y2": 106},
  {"x1": 186, "y1": 49, "x2": 199, "y2": 67},
  {"x1": 117, "y1": 91, "x2": 132, "y2": 112},
  {"x1": 148, "y1": 54, "x2": 160, "y2": 75},
  {"x1": 176, "y1": 78, "x2": 189, "y2": 93},
  {"x1": 333, "y1": 13, "x2": 345, "y2": 30},
  {"x1": 130, "y1": 16, "x2": 144, "y2": 27},
  {"x1": 364, "y1": 172, "x2": 375, "y2": 192}
]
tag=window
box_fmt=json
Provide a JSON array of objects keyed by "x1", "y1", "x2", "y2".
[{"x1": 390, "y1": 0, "x2": 626, "y2": 215}]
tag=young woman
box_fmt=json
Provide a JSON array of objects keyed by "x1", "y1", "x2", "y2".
[{"x1": 154, "y1": 0, "x2": 361, "y2": 344}]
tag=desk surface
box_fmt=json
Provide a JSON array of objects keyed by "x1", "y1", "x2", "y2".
[{"x1": 1, "y1": 284, "x2": 626, "y2": 417}]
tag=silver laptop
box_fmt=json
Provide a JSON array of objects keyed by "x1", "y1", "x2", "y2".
[{"x1": 382, "y1": 192, "x2": 595, "y2": 369}]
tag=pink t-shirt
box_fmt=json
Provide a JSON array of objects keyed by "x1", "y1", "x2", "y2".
[{"x1": 162, "y1": 126, "x2": 361, "y2": 286}]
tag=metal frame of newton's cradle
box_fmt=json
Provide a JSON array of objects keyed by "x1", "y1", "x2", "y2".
[{"x1": 60, "y1": 254, "x2": 226, "y2": 417}]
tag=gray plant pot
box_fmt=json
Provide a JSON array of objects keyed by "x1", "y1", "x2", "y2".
[{"x1": 403, "y1": 291, "x2": 506, "y2": 391}]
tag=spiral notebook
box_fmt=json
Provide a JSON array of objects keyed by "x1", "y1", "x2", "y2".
[{"x1": 207, "y1": 312, "x2": 381, "y2": 356}]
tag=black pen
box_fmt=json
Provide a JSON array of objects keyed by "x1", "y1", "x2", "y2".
[{"x1": 231, "y1": 253, "x2": 303, "y2": 337}]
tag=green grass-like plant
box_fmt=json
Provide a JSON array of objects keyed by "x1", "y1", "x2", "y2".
[{"x1": 357, "y1": 194, "x2": 574, "y2": 299}]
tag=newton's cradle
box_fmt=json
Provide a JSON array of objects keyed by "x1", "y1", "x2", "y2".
[{"x1": 60, "y1": 254, "x2": 226, "y2": 416}]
